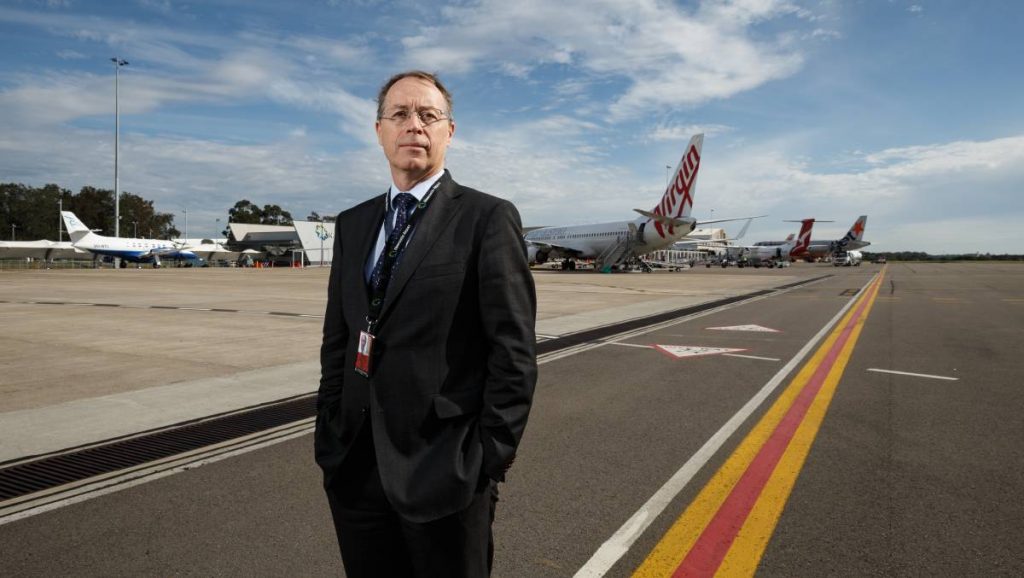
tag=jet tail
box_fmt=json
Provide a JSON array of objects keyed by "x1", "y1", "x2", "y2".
[
  {"x1": 734, "y1": 218, "x2": 752, "y2": 241},
  {"x1": 647, "y1": 133, "x2": 703, "y2": 238},
  {"x1": 789, "y1": 218, "x2": 815, "y2": 256},
  {"x1": 847, "y1": 215, "x2": 867, "y2": 242},
  {"x1": 61, "y1": 211, "x2": 96, "y2": 243}
]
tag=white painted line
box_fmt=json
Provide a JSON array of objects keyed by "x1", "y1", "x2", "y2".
[
  {"x1": 609, "y1": 342, "x2": 652, "y2": 349},
  {"x1": 179, "y1": 307, "x2": 213, "y2": 311},
  {"x1": 573, "y1": 273, "x2": 878, "y2": 578},
  {"x1": 540, "y1": 276, "x2": 832, "y2": 366},
  {"x1": 655, "y1": 345, "x2": 746, "y2": 358},
  {"x1": 867, "y1": 368, "x2": 958, "y2": 381},
  {"x1": 0, "y1": 420, "x2": 314, "y2": 526},
  {"x1": 536, "y1": 333, "x2": 560, "y2": 340},
  {"x1": 722, "y1": 353, "x2": 781, "y2": 362},
  {"x1": 706, "y1": 324, "x2": 781, "y2": 333}
]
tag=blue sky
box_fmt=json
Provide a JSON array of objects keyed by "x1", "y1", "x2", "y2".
[{"x1": 1, "y1": 0, "x2": 1022, "y2": 252}]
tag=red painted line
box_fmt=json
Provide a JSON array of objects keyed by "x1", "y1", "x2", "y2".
[{"x1": 673, "y1": 286, "x2": 873, "y2": 577}]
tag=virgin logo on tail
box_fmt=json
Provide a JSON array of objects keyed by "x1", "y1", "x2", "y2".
[{"x1": 652, "y1": 134, "x2": 703, "y2": 238}]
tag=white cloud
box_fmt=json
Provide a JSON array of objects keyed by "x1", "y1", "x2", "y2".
[
  {"x1": 398, "y1": 0, "x2": 814, "y2": 119},
  {"x1": 55, "y1": 48, "x2": 86, "y2": 59},
  {"x1": 137, "y1": 0, "x2": 173, "y2": 15},
  {"x1": 647, "y1": 123, "x2": 734, "y2": 142},
  {"x1": 700, "y1": 134, "x2": 1024, "y2": 252}
]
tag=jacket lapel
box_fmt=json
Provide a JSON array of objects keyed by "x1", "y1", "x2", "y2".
[{"x1": 379, "y1": 171, "x2": 462, "y2": 320}]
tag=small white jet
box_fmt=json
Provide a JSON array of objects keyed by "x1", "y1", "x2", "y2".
[
  {"x1": 61, "y1": 211, "x2": 200, "y2": 267},
  {"x1": 525, "y1": 134, "x2": 741, "y2": 272}
]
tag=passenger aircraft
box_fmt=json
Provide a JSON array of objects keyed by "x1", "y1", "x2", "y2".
[
  {"x1": 672, "y1": 217, "x2": 761, "y2": 253},
  {"x1": 803, "y1": 215, "x2": 870, "y2": 260},
  {"x1": 61, "y1": 211, "x2": 200, "y2": 267},
  {"x1": 525, "y1": 134, "x2": 739, "y2": 271},
  {"x1": 717, "y1": 218, "x2": 816, "y2": 268}
]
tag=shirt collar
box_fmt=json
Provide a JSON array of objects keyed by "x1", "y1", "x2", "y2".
[{"x1": 389, "y1": 168, "x2": 445, "y2": 208}]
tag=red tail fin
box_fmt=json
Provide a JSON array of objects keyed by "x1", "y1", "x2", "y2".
[{"x1": 790, "y1": 219, "x2": 815, "y2": 256}]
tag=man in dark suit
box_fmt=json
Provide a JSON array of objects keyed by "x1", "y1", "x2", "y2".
[{"x1": 315, "y1": 70, "x2": 537, "y2": 577}]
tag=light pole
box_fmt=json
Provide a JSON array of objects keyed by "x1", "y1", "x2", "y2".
[
  {"x1": 132, "y1": 220, "x2": 138, "y2": 238},
  {"x1": 58, "y1": 196, "x2": 63, "y2": 242},
  {"x1": 111, "y1": 57, "x2": 128, "y2": 239},
  {"x1": 10, "y1": 224, "x2": 16, "y2": 241},
  {"x1": 183, "y1": 207, "x2": 188, "y2": 240}
]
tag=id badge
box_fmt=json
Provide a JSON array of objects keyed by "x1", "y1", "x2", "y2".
[{"x1": 354, "y1": 330, "x2": 374, "y2": 377}]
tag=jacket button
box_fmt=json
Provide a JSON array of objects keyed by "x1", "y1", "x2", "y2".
[{"x1": 360, "y1": 406, "x2": 368, "y2": 414}]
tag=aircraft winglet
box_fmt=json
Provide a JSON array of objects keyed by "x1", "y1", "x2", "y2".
[{"x1": 634, "y1": 209, "x2": 689, "y2": 229}]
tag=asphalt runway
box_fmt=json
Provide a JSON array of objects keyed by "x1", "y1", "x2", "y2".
[{"x1": 1, "y1": 263, "x2": 1022, "y2": 576}]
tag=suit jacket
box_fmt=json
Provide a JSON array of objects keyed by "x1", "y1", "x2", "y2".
[{"x1": 314, "y1": 170, "x2": 537, "y2": 523}]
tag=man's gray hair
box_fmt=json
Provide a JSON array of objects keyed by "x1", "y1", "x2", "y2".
[{"x1": 376, "y1": 70, "x2": 453, "y2": 120}]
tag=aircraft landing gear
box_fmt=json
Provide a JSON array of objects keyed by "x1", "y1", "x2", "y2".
[{"x1": 561, "y1": 259, "x2": 577, "y2": 271}]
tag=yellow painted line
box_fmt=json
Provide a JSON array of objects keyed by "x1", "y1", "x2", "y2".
[
  {"x1": 632, "y1": 273, "x2": 883, "y2": 577},
  {"x1": 718, "y1": 276, "x2": 880, "y2": 574}
]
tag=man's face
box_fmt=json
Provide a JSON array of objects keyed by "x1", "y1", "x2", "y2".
[{"x1": 375, "y1": 77, "x2": 455, "y2": 186}]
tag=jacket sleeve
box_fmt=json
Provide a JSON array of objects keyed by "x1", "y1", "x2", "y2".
[
  {"x1": 476, "y1": 200, "x2": 538, "y2": 481},
  {"x1": 318, "y1": 219, "x2": 348, "y2": 413}
]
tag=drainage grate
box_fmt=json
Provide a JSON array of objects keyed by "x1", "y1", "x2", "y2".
[
  {"x1": 0, "y1": 396, "x2": 315, "y2": 502},
  {"x1": 0, "y1": 274, "x2": 830, "y2": 503}
]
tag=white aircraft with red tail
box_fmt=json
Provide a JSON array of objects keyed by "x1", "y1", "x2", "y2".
[
  {"x1": 722, "y1": 218, "x2": 817, "y2": 268},
  {"x1": 524, "y1": 134, "x2": 741, "y2": 272}
]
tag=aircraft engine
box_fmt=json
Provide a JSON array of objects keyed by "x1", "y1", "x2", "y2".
[{"x1": 527, "y1": 244, "x2": 549, "y2": 265}]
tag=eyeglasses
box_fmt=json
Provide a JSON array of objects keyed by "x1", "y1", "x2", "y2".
[{"x1": 379, "y1": 108, "x2": 451, "y2": 126}]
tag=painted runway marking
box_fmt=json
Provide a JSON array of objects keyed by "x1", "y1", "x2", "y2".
[
  {"x1": 867, "y1": 368, "x2": 958, "y2": 381},
  {"x1": 631, "y1": 271, "x2": 884, "y2": 577},
  {"x1": 2, "y1": 300, "x2": 324, "y2": 319},
  {"x1": 610, "y1": 342, "x2": 653, "y2": 349},
  {"x1": 706, "y1": 325, "x2": 781, "y2": 333},
  {"x1": 654, "y1": 345, "x2": 747, "y2": 359},
  {"x1": 722, "y1": 353, "x2": 780, "y2": 362},
  {"x1": 573, "y1": 274, "x2": 879, "y2": 578}
]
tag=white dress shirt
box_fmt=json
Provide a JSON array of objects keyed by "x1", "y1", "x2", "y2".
[{"x1": 364, "y1": 168, "x2": 445, "y2": 281}]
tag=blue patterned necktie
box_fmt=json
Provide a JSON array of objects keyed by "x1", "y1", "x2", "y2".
[{"x1": 369, "y1": 192, "x2": 416, "y2": 292}]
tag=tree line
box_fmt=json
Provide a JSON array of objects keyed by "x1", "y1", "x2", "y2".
[
  {"x1": 2, "y1": 183, "x2": 334, "y2": 242},
  {"x1": 863, "y1": 252, "x2": 1024, "y2": 262},
  {"x1": 2, "y1": 183, "x2": 179, "y2": 241}
]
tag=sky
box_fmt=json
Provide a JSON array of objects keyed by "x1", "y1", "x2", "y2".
[{"x1": 1, "y1": 0, "x2": 1022, "y2": 252}]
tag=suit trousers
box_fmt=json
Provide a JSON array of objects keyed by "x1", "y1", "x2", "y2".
[{"x1": 325, "y1": 422, "x2": 497, "y2": 578}]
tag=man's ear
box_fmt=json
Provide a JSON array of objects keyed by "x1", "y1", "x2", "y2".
[{"x1": 375, "y1": 121, "x2": 383, "y2": 145}]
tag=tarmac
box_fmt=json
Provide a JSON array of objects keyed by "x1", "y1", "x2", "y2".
[
  {"x1": 0, "y1": 266, "x2": 795, "y2": 462},
  {"x1": 1, "y1": 262, "x2": 1022, "y2": 576}
]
